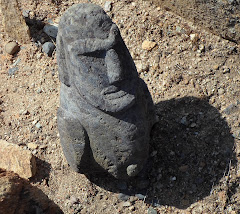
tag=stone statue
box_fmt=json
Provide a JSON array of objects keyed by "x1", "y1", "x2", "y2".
[{"x1": 57, "y1": 3, "x2": 157, "y2": 180}]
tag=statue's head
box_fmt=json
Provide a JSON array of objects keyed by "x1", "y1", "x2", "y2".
[{"x1": 57, "y1": 3, "x2": 139, "y2": 113}]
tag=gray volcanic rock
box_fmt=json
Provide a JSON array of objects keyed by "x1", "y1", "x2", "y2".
[{"x1": 57, "y1": 3, "x2": 156, "y2": 180}]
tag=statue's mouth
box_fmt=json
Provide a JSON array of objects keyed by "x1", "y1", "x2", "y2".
[{"x1": 101, "y1": 85, "x2": 129, "y2": 100}]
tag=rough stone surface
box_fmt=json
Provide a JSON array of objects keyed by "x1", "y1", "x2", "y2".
[
  {"x1": 0, "y1": 0, "x2": 30, "y2": 44},
  {"x1": 57, "y1": 3, "x2": 156, "y2": 180},
  {"x1": 5, "y1": 41, "x2": 20, "y2": 55},
  {"x1": 0, "y1": 140, "x2": 36, "y2": 179},
  {"x1": 152, "y1": 0, "x2": 240, "y2": 43}
]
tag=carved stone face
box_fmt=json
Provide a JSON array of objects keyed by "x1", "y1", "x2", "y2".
[
  {"x1": 57, "y1": 4, "x2": 156, "y2": 179},
  {"x1": 59, "y1": 4, "x2": 138, "y2": 113}
]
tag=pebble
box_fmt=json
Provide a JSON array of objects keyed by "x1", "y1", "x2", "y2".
[
  {"x1": 175, "y1": 26, "x2": 182, "y2": 33},
  {"x1": 223, "y1": 103, "x2": 238, "y2": 115},
  {"x1": 142, "y1": 40, "x2": 157, "y2": 51},
  {"x1": 104, "y1": 1, "x2": 112, "y2": 12},
  {"x1": 32, "y1": 149, "x2": 37, "y2": 155},
  {"x1": 233, "y1": 130, "x2": 240, "y2": 139},
  {"x1": 135, "y1": 193, "x2": 145, "y2": 200},
  {"x1": 180, "y1": 116, "x2": 188, "y2": 125},
  {"x1": 42, "y1": 42, "x2": 55, "y2": 56},
  {"x1": 43, "y1": 24, "x2": 58, "y2": 38},
  {"x1": 21, "y1": 109, "x2": 30, "y2": 115},
  {"x1": 37, "y1": 88, "x2": 42, "y2": 94},
  {"x1": 170, "y1": 176, "x2": 177, "y2": 181},
  {"x1": 150, "y1": 150, "x2": 157, "y2": 157},
  {"x1": 8, "y1": 67, "x2": 19, "y2": 76},
  {"x1": 199, "y1": 44, "x2": 205, "y2": 52},
  {"x1": 223, "y1": 68, "x2": 230, "y2": 74},
  {"x1": 122, "y1": 201, "x2": 131, "y2": 207},
  {"x1": 32, "y1": 120, "x2": 38, "y2": 125},
  {"x1": 127, "y1": 164, "x2": 138, "y2": 176},
  {"x1": 148, "y1": 207, "x2": 157, "y2": 214},
  {"x1": 129, "y1": 196, "x2": 138, "y2": 202},
  {"x1": 27, "y1": 143, "x2": 38, "y2": 150},
  {"x1": 218, "y1": 88, "x2": 225, "y2": 95},
  {"x1": 35, "y1": 122, "x2": 42, "y2": 129},
  {"x1": 132, "y1": 2, "x2": 137, "y2": 7},
  {"x1": 179, "y1": 165, "x2": 189, "y2": 172},
  {"x1": 5, "y1": 41, "x2": 20, "y2": 55},
  {"x1": 129, "y1": 205, "x2": 135, "y2": 211},
  {"x1": 213, "y1": 64, "x2": 219, "y2": 70},
  {"x1": 12, "y1": 58, "x2": 21, "y2": 67},
  {"x1": 118, "y1": 193, "x2": 130, "y2": 201},
  {"x1": 22, "y1": 10, "x2": 30, "y2": 18},
  {"x1": 190, "y1": 33, "x2": 199, "y2": 42},
  {"x1": 69, "y1": 196, "x2": 78, "y2": 205},
  {"x1": 135, "y1": 61, "x2": 149, "y2": 72}
]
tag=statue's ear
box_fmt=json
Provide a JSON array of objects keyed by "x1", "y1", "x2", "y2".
[{"x1": 56, "y1": 33, "x2": 70, "y2": 87}]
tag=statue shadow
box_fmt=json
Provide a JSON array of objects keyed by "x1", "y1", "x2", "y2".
[
  {"x1": 145, "y1": 96, "x2": 236, "y2": 208},
  {"x1": 86, "y1": 96, "x2": 236, "y2": 209}
]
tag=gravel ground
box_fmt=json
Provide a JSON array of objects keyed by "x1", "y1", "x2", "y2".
[{"x1": 0, "y1": 0, "x2": 240, "y2": 213}]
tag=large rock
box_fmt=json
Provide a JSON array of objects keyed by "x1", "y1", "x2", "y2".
[
  {"x1": 0, "y1": 0, "x2": 30, "y2": 44},
  {"x1": 152, "y1": 0, "x2": 240, "y2": 43},
  {"x1": 57, "y1": 3, "x2": 157, "y2": 180},
  {"x1": 0, "y1": 140, "x2": 36, "y2": 179}
]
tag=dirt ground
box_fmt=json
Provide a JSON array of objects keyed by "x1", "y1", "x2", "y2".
[{"x1": 0, "y1": 0, "x2": 240, "y2": 213}]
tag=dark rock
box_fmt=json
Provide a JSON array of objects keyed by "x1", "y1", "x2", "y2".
[
  {"x1": 57, "y1": 3, "x2": 156, "y2": 180},
  {"x1": 118, "y1": 193, "x2": 130, "y2": 201},
  {"x1": 43, "y1": 24, "x2": 58, "y2": 38},
  {"x1": 42, "y1": 42, "x2": 55, "y2": 57},
  {"x1": 135, "y1": 193, "x2": 145, "y2": 200},
  {"x1": 8, "y1": 67, "x2": 18, "y2": 76}
]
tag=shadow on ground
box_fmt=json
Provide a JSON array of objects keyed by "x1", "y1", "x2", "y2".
[
  {"x1": 30, "y1": 157, "x2": 51, "y2": 184},
  {"x1": 0, "y1": 168, "x2": 63, "y2": 214},
  {"x1": 146, "y1": 96, "x2": 236, "y2": 208},
  {"x1": 86, "y1": 96, "x2": 236, "y2": 209},
  {"x1": 25, "y1": 17, "x2": 54, "y2": 45}
]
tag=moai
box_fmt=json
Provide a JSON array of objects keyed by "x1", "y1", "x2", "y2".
[{"x1": 57, "y1": 3, "x2": 157, "y2": 180}]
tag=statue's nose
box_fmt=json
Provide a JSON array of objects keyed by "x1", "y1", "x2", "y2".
[{"x1": 105, "y1": 49, "x2": 124, "y2": 84}]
